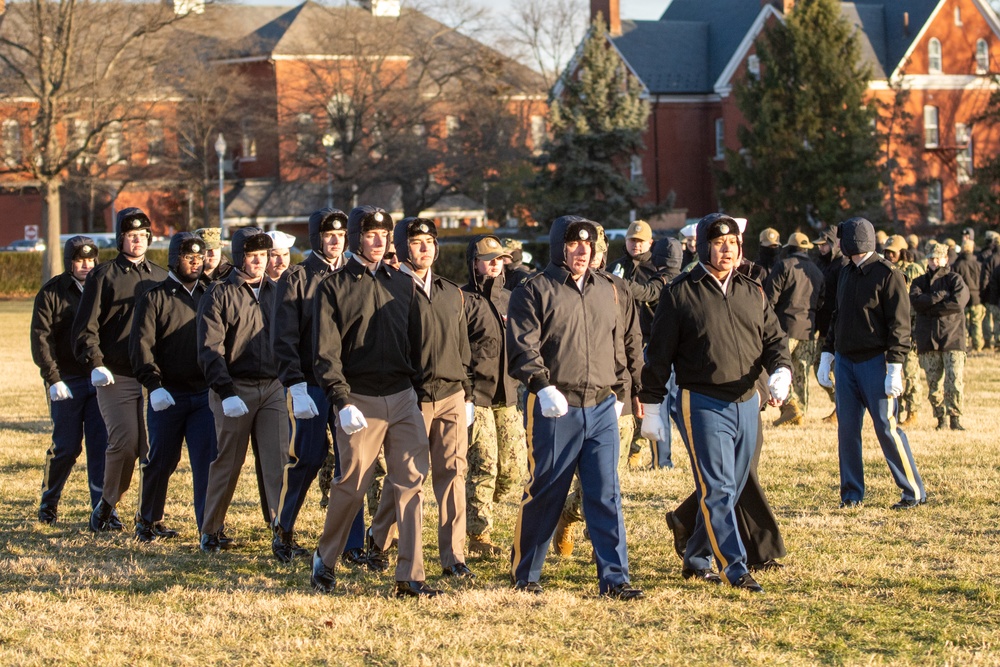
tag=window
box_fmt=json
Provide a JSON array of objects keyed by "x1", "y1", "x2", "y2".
[
  {"x1": 296, "y1": 113, "x2": 315, "y2": 155},
  {"x1": 630, "y1": 155, "x2": 643, "y2": 181},
  {"x1": 924, "y1": 106, "x2": 939, "y2": 147},
  {"x1": 928, "y1": 38, "x2": 942, "y2": 74},
  {"x1": 747, "y1": 54, "x2": 760, "y2": 79},
  {"x1": 2, "y1": 119, "x2": 21, "y2": 167},
  {"x1": 241, "y1": 118, "x2": 256, "y2": 161},
  {"x1": 530, "y1": 115, "x2": 546, "y2": 156},
  {"x1": 927, "y1": 180, "x2": 943, "y2": 224},
  {"x1": 147, "y1": 120, "x2": 163, "y2": 165},
  {"x1": 105, "y1": 121, "x2": 124, "y2": 165},
  {"x1": 976, "y1": 39, "x2": 989, "y2": 74},
  {"x1": 954, "y1": 7, "x2": 962, "y2": 25},
  {"x1": 444, "y1": 115, "x2": 460, "y2": 138},
  {"x1": 714, "y1": 118, "x2": 725, "y2": 160},
  {"x1": 956, "y1": 123, "x2": 974, "y2": 184}
]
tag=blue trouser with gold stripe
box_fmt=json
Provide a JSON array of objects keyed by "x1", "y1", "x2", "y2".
[
  {"x1": 276, "y1": 384, "x2": 364, "y2": 550},
  {"x1": 42, "y1": 375, "x2": 107, "y2": 511},
  {"x1": 677, "y1": 388, "x2": 758, "y2": 584},
  {"x1": 835, "y1": 353, "x2": 925, "y2": 504},
  {"x1": 511, "y1": 393, "x2": 630, "y2": 593}
]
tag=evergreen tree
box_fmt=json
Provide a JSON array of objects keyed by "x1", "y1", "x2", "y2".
[
  {"x1": 533, "y1": 16, "x2": 650, "y2": 227},
  {"x1": 718, "y1": 0, "x2": 883, "y2": 237},
  {"x1": 954, "y1": 81, "x2": 1000, "y2": 226}
]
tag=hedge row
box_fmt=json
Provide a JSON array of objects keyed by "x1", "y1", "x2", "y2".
[{"x1": 0, "y1": 239, "x2": 625, "y2": 297}]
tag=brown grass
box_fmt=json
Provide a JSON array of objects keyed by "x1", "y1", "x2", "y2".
[{"x1": 2, "y1": 298, "x2": 999, "y2": 665}]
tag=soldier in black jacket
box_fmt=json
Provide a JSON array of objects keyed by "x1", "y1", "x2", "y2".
[
  {"x1": 506, "y1": 215, "x2": 642, "y2": 600},
  {"x1": 197, "y1": 228, "x2": 289, "y2": 552},
  {"x1": 952, "y1": 239, "x2": 984, "y2": 351},
  {"x1": 72, "y1": 208, "x2": 168, "y2": 532},
  {"x1": 270, "y1": 208, "x2": 366, "y2": 565},
  {"x1": 818, "y1": 217, "x2": 926, "y2": 510},
  {"x1": 31, "y1": 236, "x2": 108, "y2": 524},
  {"x1": 368, "y1": 218, "x2": 475, "y2": 579},
  {"x1": 309, "y1": 206, "x2": 437, "y2": 599},
  {"x1": 981, "y1": 231, "x2": 1000, "y2": 349},
  {"x1": 129, "y1": 233, "x2": 215, "y2": 542},
  {"x1": 195, "y1": 227, "x2": 234, "y2": 284},
  {"x1": 812, "y1": 229, "x2": 847, "y2": 420},
  {"x1": 462, "y1": 235, "x2": 527, "y2": 558}
]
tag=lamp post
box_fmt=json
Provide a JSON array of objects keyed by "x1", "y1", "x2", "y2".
[
  {"x1": 214, "y1": 132, "x2": 226, "y2": 237},
  {"x1": 321, "y1": 131, "x2": 336, "y2": 209}
]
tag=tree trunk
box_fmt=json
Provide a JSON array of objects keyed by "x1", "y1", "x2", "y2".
[{"x1": 41, "y1": 177, "x2": 64, "y2": 282}]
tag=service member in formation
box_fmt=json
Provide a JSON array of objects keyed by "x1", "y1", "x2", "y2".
[
  {"x1": 265, "y1": 230, "x2": 296, "y2": 282},
  {"x1": 31, "y1": 236, "x2": 108, "y2": 524},
  {"x1": 195, "y1": 227, "x2": 234, "y2": 284},
  {"x1": 129, "y1": 232, "x2": 215, "y2": 542},
  {"x1": 73, "y1": 208, "x2": 168, "y2": 532}
]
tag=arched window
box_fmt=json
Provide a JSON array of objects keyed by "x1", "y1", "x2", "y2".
[
  {"x1": 928, "y1": 38, "x2": 942, "y2": 74},
  {"x1": 976, "y1": 39, "x2": 989, "y2": 74}
]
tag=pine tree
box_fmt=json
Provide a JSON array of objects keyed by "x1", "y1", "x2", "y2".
[
  {"x1": 718, "y1": 0, "x2": 883, "y2": 237},
  {"x1": 533, "y1": 16, "x2": 650, "y2": 227}
]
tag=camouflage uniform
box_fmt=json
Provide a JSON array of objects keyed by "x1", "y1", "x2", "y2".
[
  {"x1": 985, "y1": 304, "x2": 1000, "y2": 348},
  {"x1": 560, "y1": 415, "x2": 635, "y2": 525},
  {"x1": 966, "y1": 304, "x2": 986, "y2": 351},
  {"x1": 787, "y1": 337, "x2": 816, "y2": 410},
  {"x1": 465, "y1": 405, "x2": 527, "y2": 537},
  {"x1": 898, "y1": 260, "x2": 925, "y2": 420},
  {"x1": 919, "y1": 350, "x2": 965, "y2": 418}
]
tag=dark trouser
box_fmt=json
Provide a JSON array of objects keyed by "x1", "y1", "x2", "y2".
[
  {"x1": 42, "y1": 375, "x2": 107, "y2": 510},
  {"x1": 276, "y1": 384, "x2": 364, "y2": 550},
  {"x1": 674, "y1": 408, "x2": 786, "y2": 566},
  {"x1": 835, "y1": 353, "x2": 925, "y2": 504},
  {"x1": 677, "y1": 389, "x2": 758, "y2": 584},
  {"x1": 140, "y1": 388, "x2": 217, "y2": 531},
  {"x1": 96, "y1": 375, "x2": 148, "y2": 509},
  {"x1": 511, "y1": 394, "x2": 630, "y2": 593}
]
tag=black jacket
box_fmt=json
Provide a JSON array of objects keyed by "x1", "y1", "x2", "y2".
[
  {"x1": 823, "y1": 253, "x2": 911, "y2": 364},
  {"x1": 597, "y1": 268, "x2": 644, "y2": 415},
  {"x1": 814, "y1": 251, "x2": 848, "y2": 339},
  {"x1": 950, "y1": 251, "x2": 981, "y2": 307},
  {"x1": 639, "y1": 264, "x2": 790, "y2": 405},
  {"x1": 405, "y1": 268, "x2": 473, "y2": 403},
  {"x1": 607, "y1": 250, "x2": 666, "y2": 341},
  {"x1": 196, "y1": 270, "x2": 278, "y2": 398},
  {"x1": 31, "y1": 273, "x2": 91, "y2": 385},
  {"x1": 130, "y1": 276, "x2": 208, "y2": 393},
  {"x1": 313, "y1": 258, "x2": 422, "y2": 410},
  {"x1": 201, "y1": 259, "x2": 234, "y2": 285},
  {"x1": 72, "y1": 253, "x2": 168, "y2": 376},
  {"x1": 462, "y1": 249, "x2": 518, "y2": 408},
  {"x1": 272, "y1": 252, "x2": 344, "y2": 388},
  {"x1": 910, "y1": 266, "x2": 970, "y2": 353},
  {"x1": 764, "y1": 251, "x2": 825, "y2": 340}
]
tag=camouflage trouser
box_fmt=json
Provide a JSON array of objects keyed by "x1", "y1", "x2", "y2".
[
  {"x1": 919, "y1": 350, "x2": 965, "y2": 417},
  {"x1": 788, "y1": 338, "x2": 816, "y2": 410},
  {"x1": 811, "y1": 341, "x2": 837, "y2": 403},
  {"x1": 318, "y1": 449, "x2": 335, "y2": 507},
  {"x1": 902, "y1": 347, "x2": 923, "y2": 416},
  {"x1": 966, "y1": 304, "x2": 986, "y2": 351},
  {"x1": 561, "y1": 414, "x2": 634, "y2": 525},
  {"x1": 984, "y1": 304, "x2": 1000, "y2": 347},
  {"x1": 466, "y1": 404, "x2": 527, "y2": 537}
]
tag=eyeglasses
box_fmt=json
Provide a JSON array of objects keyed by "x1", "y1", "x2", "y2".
[{"x1": 180, "y1": 254, "x2": 204, "y2": 264}]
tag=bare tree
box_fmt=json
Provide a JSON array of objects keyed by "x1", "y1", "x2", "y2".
[{"x1": 500, "y1": 0, "x2": 588, "y2": 90}]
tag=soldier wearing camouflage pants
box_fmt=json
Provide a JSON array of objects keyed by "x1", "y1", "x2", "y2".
[{"x1": 883, "y1": 236, "x2": 924, "y2": 424}]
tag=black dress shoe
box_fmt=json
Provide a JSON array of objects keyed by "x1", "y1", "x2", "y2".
[
  {"x1": 341, "y1": 547, "x2": 369, "y2": 567},
  {"x1": 311, "y1": 551, "x2": 336, "y2": 593},
  {"x1": 152, "y1": 522, "x2": 179, "y2": 539},
  {"x1": 603, "y1": 582, "x2": 645, "y2": 601},
  {"x1": 749, "y1": 559, "x2": 785, "y2": 572},
  {"x1": 88, "y1": 499, "x2": 115, "y2": 533},
  {"x1": 38, "y1": 505, "x2": 57, "y2": 524},
  {"x1": 513, "y1": 580, "x2": 543, "y2": 595},
  {"x1": 217, "y1": 527, "x2": 233, "y2": 548},
  {"x1": 200, "y1": 532, "x2": 221, "y2": 553},
  {"x1": 890, "y1": 497, "x2": 926, "y2": 510},
  {"x1": 441, "y1": 563, "x2": 475, "y2": 579},
  {"x1": 134, "y1": 518, "x2": 157, "y2": 543},
  {"x1": 731, "y1": 573, "x2": 764, "y2": 593},
  {"x1": 665, "y1": 511, "x2": 689, "y2": 559},
  {"x1": 839, "y1": 499, "x2": 863, "y2": 508},
  {"x1": 395, "y1": 580, "x2": 443, "y2": 598},
  {"x1": 682, "y1": 567, "x2": 722, "y2": 584},
  {"x1": 365, "y1": 527, "x2": 390, "y2": 572},
  {"x1": 107, "y1": 509, "x2": 124, "y2": 531}
]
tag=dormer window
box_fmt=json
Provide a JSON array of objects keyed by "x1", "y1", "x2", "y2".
[{"x1": 928, "y1": 38, "x2": 942, "y2": 74}]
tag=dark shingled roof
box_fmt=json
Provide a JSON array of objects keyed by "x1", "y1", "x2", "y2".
[{"x1": 613, "y1": 20, "x2": 709, "y2": 93}]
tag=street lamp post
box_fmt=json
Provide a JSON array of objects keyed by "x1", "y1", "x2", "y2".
[
  {"x1": 214, "y1": 132, "x2": 226, "y2": 237},
  {"x1": 321, "y1": 132, "x2": 336, "y2": 209}
]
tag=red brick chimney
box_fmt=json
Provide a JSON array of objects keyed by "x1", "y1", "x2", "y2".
[
  {"x1": 762, "y1": 0, "x2": 795, "y2": 12},
  {"x1": 591, "y1": 0, "x2": 621, "y2": 37}
]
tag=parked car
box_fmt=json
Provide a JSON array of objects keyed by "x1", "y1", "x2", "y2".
[{"x1": 3, "y1": 239, "x2": 46, "y2": 252}]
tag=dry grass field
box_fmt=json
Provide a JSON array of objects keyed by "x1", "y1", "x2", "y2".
[{"x1": 1, "y1": 297, "x2": 999, "y2": 665}]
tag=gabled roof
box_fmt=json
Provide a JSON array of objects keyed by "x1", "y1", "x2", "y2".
[{"x1": 613, "y1": 20, "x2": 709, "y2": 93}]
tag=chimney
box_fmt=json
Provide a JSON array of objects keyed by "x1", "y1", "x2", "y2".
[
  {"x1": 784, "y1": 0, "x2": 795, "y2": 13},
  {"x1": 591, "y1": 0, "x2": 621, "y2": 37},
  {"x1": 364, "y1": 0, "x2": 400, "y2": 17},
  {"x1": 903, "y1": 12, "x2": 910, "y2": 35}
]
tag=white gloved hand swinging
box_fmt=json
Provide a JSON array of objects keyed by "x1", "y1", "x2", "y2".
[
  {"x1": 885, "y1": 362, "x2": 903, "y2": 398},
  {"x1": 767, "y1": 367, "x2": 792, "y2": 404},
  {"x1": 537, "y1": 385, "x2": 569, "y2": 418},
  {"x1": 149, "y1": 387, "x2": 176, "y2": 412},
  {"x1": 91, "y1": 366, "x2": 115, "y2": 387},
  {"x1": 338, "y1": 405, "x2": 369, "y2": 435},
  {"x1": 222, "y1": 396, "x2": 249, "y2": 418},
  {"x1": 289, "y1": 382, "x2": 319, "y2": 420},
  {"x1": 49, "y1": 381, "x2": 73, "y2": 402},
  {"x1": 639, "y1": 403, "x2": 667, "y2": 442},
  {"x1": 465, "y1": 402, "x2": 476, "y2": 428},
  {"x1": 817, "y1": 352, "x2": 835, "y2": 389}
]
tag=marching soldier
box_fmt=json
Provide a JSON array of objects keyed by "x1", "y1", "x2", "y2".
[
  {"x1": 265, "y1": 230, "x2": 296, "y2": 282},
  {"x1": 195, "y1": 227, "x2": 233, "y2": 284}
]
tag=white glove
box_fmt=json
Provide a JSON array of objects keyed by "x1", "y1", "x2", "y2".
[
  {"x1": 537, "y1": 386, "x2": 569, "y2": 418},
  {"x1": 91, "y1": 366, "x2": 115, "y2": 387},
  {"x1": 465, "y1": 402, "x2": 476, "y2": 428},
  {"x1": 767, "y1": 367, "x2": 792, "y2": 404},
  {"x1": 289, "y1": 382, "x2": 319, "y2": 420},
  {"x1": 338, "y1": 405, "x2": 368, "y2": 435},
  {"x1": 49, "y1": 381, "x2": 73, "y2": 402},
  {"x1": 149, "y1": 387, "x2": 176, "y2": 412},
  {"x1": 222, "y1": 396, "x2": 249, "y2": 418},
  {"x1": 639, "y1": 403, "x2": 667, "y2": 442},
  {"x1": 817, "y1": 352, "x2": 835, "y2": 389},
  {"x1": 885, "y1": 362, "x2": 903, "y2": 398},
  {"x1": 614, "y1": 401, "x2": 624, "y2": 418}
]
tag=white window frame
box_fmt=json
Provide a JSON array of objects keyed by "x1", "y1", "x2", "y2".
[
  {"x1": 924, "y1": 106, "x2": 939, "y2": 148},
  {"x1": 928, "y1": 38, "x2": 943, "y2": 74},
  {"x1": 747, "y1": 54, "x2": 760, "y2": 79},
  {"x1": 956, "y1": 123, "x2": 973, "y2": 184},
  {"x1": 976, "y1": 39, "x2": 989, "y2": 74},
  {"x1": 241, "y1": 118, "x2": 257, "y2": 161},
  {"x1": 714, "y1": 118, "x2": 725, "y2": 160},
  {"x1": 105, "y1": 121, "x2": 124, "y2": 165},
  {"x1": 146, "y1": 119, "x2": 163, "y2": 165},
  {"x1": 445, "y1": 115, "x2": 460, "y2": 138},
  {"x1": 927, "y1": 180, "x2": 943, "y2": 224},
  {"x1": 630, "y1": 155, "x2": 643, "y2": 181},
  {"x1": 2, "y1": 119, "x2": 21, "y2": 168},
  {"x1": 954, "y1": 7, "x2": 962, "y2": 26},
  {"x1": 530, "y1": 115, "x2": 546, "y2": 156}
]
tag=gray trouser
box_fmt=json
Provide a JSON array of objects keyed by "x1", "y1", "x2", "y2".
[{"x1": 96, "y1": 375, "x2": 148, "y2": 508}]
